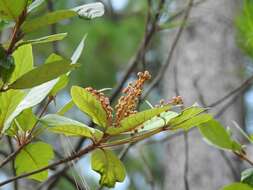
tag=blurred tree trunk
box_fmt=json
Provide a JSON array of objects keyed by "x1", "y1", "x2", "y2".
[{"x1": 163, "y1": 0, "x2": 244, "y2": 189}]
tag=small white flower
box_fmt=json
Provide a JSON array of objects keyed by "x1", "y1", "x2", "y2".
[{"x1": 73, "y1": 2, "x2": 105, "y2": 19}]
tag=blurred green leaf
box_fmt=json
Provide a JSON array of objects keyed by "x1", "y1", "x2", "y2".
[
  {"x1": 71, "y1": 86, "x2": 108, "y2": 128},
  {"x1": 22, "y1": 10, "x2": 76, "y2": 33},
  {"x1": 27, "y1": 0, "x2": 44, "y2": 13},
  {"x1": 14, "y1": 108, "x2": 36, "y2": 131},
  {"x1": 242, "y1": 168, "x2": 253, "y2": 187},
  {"x1": 15, "y1": 141, "x2": 54, "y2": 181},
  {"x1": 91, "y1": 149, "x2": 126, "y2": 188},
  {"x1": 9, "y1": 57, "x2": 77, "y2": 89},
  {"x1": 17, "y1": 33, "x2": 67, "y2": 47},
  {"x1": 0, "y1": 0, "x2": 27, "y2": 21},
  {"x1": 41, "y1": 114, "x2": 102, "y2": 139},
  {"x1": 198, "y1": 119, "x2": 242, "y2": 151},
  {"x1": 106, "y1": 105, "x2": 172, "y2": 135},
  {"x1": 235, "y1": 0, "x2": 253, "y2": 58},
  {"x1": 222, "y1": 183, "x2": 253, "y2": 190}
]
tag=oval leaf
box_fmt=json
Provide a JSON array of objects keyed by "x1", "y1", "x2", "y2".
[
  {"x1": 15, "y1": 141, "x2": 54, "y2": 181},
  {"x1": 41, "y1": 114, "x2": 102, "y2": 139},
  {"x1": 71, "y1": 86, "x2": 108, "y2": 128},
  {"x1": 91, "y1": 149, "x2": 126, "y2": 188},
  {"x1": 9, "y1": 58, "x2": 77, "y2": 89},
  {"x1": 199, "y1": 119, "x2": 242, "y2": 151}
]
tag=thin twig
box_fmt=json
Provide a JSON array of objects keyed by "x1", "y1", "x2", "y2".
[
  {"x1": 142, "y1": 0, "x2": 195, "y2": 100},
  {"x1": 110, "y1": 0, "x2": 165, "y2": 102},
  {"x1": 7, "y1": 137, "x2": 18, "y2": 190}
]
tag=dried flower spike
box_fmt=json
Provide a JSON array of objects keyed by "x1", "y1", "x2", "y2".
[{"x1": 114, "y1": 71, "x2": 151, "y2": 126}]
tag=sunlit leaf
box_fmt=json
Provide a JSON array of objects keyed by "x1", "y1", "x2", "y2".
[
  {"x1": 57, "y1": 100, "x2": 74, "y2": 116},
  {"x1": 106, "y1": 105, "x2": 172, "y2": 135},
  {"x1": 41, "y1": 114, "x2": 102, "y2": 139},
  {"x1": 0, "y1": 90, "x2": 25, "y2": 132},
  {"x1": 10, "y1": 44, "x2": 33, "y2": 83},
  {"x1": 91, "y1": 149, "x2": 126, "y2": 188},
  {"x1": 15, "y1": 141, "x2": 54, "y2": 181},
  {"x1": 71, "y1": 86, "x2": 108, "y2": 128}
]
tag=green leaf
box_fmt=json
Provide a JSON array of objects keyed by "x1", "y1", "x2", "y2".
[
  {"x1": 28, "y1": 0, "x2": 44, "y2": 12},
  {"x1": 22, "y1": 3, "x2": 105, "y2": 33},
  {"x1": 71, "y1": 34, "x2": 87, "y2": 64},
  {"x1": 168, "y1": 106, "x2": 207, "y2": 129},
  {"x1": 71, "y1": 86, "x2": 108, "y2": 128},
  {"x1": 57, "y1": 100, "x2": 74, "y2": 116},
  {"x1": 91, "y1": 149, "x2": 126, "y2": 188},
  {"x1": 22, "y1": 10, "x2": 77, "y2": 33},
  {"x1": 10, "y1": 44, "x2": 33, "y2": 83},
  {"x1": 106, "y1": 105, "x2": 172, "y2": 135},
  {"x1": 0, "y1": 90, "x2": 25, "y2": 132},
  {"x1": 15, "y1": 108, "x2": 36, "y2": 131},
  {"x1": 41, "y1": 114, "x2": 102, "y2": 139},
  {"x1": 242, "y1": 168, "x2": 253, "y2": 187},
  {"x1": 139, "y1": 111, "x2": 179, "y2": 132},
  {"x1": 0, "y1": 0, "x2": 27, "y2": 21},
  {"x1": 15, "y1": 141, "x2": 54, "y2": 181},
  {"x1": 17, "y1": 33, "x2": 67, "y2": 47},
  {"x1": 198, "y1": 119, "x2": 242, "y2": 151},
  {"x1": 9, "y1": 57, "x2": 78, "y2": 90},
  {"x1": 2, "y1": 79, "x2": 58, "y2": 133},
  {"x1": 49, "y1": 74, "x2": 69, "y2": 96},
  {"x1": 222, "y1": 183, "x2": 253, "y2": 190}
]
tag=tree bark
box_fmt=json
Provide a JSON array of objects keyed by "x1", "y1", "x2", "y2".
[{"x1": 163, "y1": 0, "x2": 244, "y2": 189}]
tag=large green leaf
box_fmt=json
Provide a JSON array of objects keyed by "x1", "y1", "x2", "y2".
[
  {"x1": 8, "y1": 57, "x2": 77, "y2": 90},
  {"x1": 91, "y1": 149, "x2": 126, "y2": 188},
  {"x1": 17, "y1": 33, "x2": 67, "y2": 47},
  {"x1": 198, "y1": 119, "x2": 242, "y2": 151},
  {"x1": 106, "y1": 105, "x2": 172, "y2": 135},
  {"x1": 2, "y1": 79, "x2": 58, "y2": 133},
  {"x1": 0, "y1": 0, "x2": 27, "y2": 21},
  {"x1": 71, "y1": 86, "x2": 108, "y2": 128},
  {"x1": 41, "y1": 114, "x2": 102, "y2": 139},
  {"x1": 15, "y1": 108, "x2": 36, "y2": 131},
  {"x1": 222, "y1": 183, "x2": 253, "y2": 190},
  {"x1": 0, "y1": 90, "x2": 25, "y2": 132},
  {"x1": 241, "y1": 168, "x2": 253, "y2": 187},
  {"x1": 22, "y1": 10, "x2": 76, "y2": 33},
  {"x1": 22, "y1": 3, "x2": 104, "y2": 33},
  {"x1": 10, "y1": 44, "x2": 33, "y2": 83},
  {"x1": 15, "y1": 141, "x2": 54, "y2": 181}
]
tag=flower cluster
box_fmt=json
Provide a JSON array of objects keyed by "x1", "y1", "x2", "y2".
[
  {"x1": 85, "y1": 87, "x2": 113, "y2": 126},
  {"x1": 85, "y1": 71, "x2": 182, "y2": 128},
  {"x1": 114, "y1": 71, "x2": 151, "y2": 126}
]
